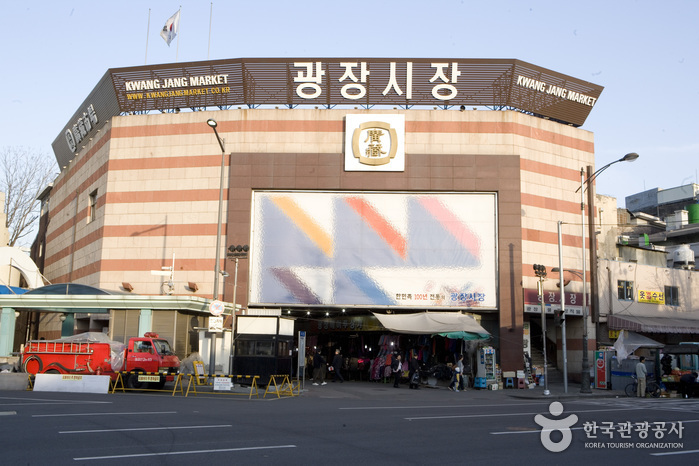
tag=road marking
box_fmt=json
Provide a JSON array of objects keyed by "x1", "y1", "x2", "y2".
[
  {"x1": 0, "y1": 411, "x2": 17, "y2": 416},
  {"x1": 33, "y1": 411, "x2": 177, "y2": 418},
  {"x1": 74, "y1": 444, "x2": 297, "y2": 461},
  {"x1": 406, "y1": 407, "x2": 640, "y2": 421},
  {"x1": 341, "y1": 401, "x2": 551, "y2": 410},
  {"x1": 60, "y1": 424, "x2": 232, "y2": 434},
  {"x1": 651, "y1": 449, "x2": 699, "y2": 456}
]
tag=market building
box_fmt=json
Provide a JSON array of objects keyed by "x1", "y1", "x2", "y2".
[{"x1": 4, "y1": 58, "x2": 607, "y2": 381}]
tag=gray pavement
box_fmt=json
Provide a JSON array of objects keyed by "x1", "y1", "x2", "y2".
[{"x1": 292, "y1": 377, "x2": 629, "y2": 401}]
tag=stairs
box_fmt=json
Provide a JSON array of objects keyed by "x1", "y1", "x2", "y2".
[{"x1": 528, "y1": 347, "x2": 563, "y2": 384}]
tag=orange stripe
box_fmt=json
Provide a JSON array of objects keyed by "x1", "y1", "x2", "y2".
[{"x1": 271, "y1": 196, "x2": 333, "y2": 257}]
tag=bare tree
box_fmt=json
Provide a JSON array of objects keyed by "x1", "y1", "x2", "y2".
[{"x1": 0, "y1": 146, "x2": 57, "y2": 247}]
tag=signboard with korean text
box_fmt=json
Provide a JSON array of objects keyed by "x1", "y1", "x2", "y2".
[
  {"x1": 637, "y1": 290, "x2": 665, "y2": 304},
  {"x1": 250, "y1": 191, "x2": 498, "y2": 309},
  {"x1": 523, "y1": 288, "x2": 586, "y2": 316},
  {"x1": 53, "y1": 58, "x2": 603, "y2": 169}
]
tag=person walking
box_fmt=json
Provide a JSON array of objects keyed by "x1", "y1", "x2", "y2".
[
  {"x1": 408, "y1": 355, "x2": 420, "y2": 389},
  {"x1": 313, "y1": 350, "x2": 327, "y2": 386},
  {"x1": 455, "y1": 354, "x2": 465, "y2": 391},
  {"x1": 391, "y1": 354, "x2": 402, "y2": 388},
  {"x1": 635, "y1": 356, "x2": 647, "y2": 397},
  {"x1": 332, "y1": 349, "x2": 345, "y2": 383}
]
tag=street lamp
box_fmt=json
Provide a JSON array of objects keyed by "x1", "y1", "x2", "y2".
[
  {"x1": 533, "y1": 264, "x2": 550, "y2": 396},
  {"x1": 576, "y1": 152, "x2": 639, "y2": 393},
  {"x1": 207, "y1": 118, "x2": 228, "y2": 375},
  {"x1": 552, "y1": 221, "x2": 568, "y2": 394}
]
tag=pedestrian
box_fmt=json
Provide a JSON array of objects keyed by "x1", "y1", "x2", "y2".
[
  {"x1": 332, "y1": 349, "x2": 345, "y2": 383},
  {"x1": 408, "y1": 356, "x2": 420, "y2": 389},
  {"x1": 391, "y1": 354, "x2": 402, "y2": 388},
  {"x1": 635, "y1": 356, "x2": 647, "y2": 397},
  {"x1": 679, "y1": 372, "x2": 698, "y2": 399},
  {"x1": 456, "y1": 354, "x2": 465, "y2": 391},
  {"x1": 313, "y1": 350, "x2": 327, "y2": 386},
  {"x1": 449, "y1": 366, "x2": 461, "y2": 392}
]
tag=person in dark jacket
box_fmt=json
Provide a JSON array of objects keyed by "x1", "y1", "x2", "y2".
[
  {"x1": 312, "y1": 350, "x2": 327, "y2": 386},
  {"x1": 332, "y1": 349, "x2": 345, "y2": 383},
  {"x1": 679, "y1": 372, "x2": 698, "y2": 398},
  {"x1": 391, "y1": 354, "x2": 402, "y2": 388},
  {"x1": 408, "y1": 356, "x2": 420, "y2": 389}
]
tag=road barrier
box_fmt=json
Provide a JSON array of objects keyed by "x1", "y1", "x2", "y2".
[
  {"x1": 263, "y1": 374, "x2": 300, "y2": 398},
  {"x1": 110, "y1": 371, "x2": 184, "y2": 395},
  {"x1": 183, "y1": 374, "x2": 260, "y2": 399}
]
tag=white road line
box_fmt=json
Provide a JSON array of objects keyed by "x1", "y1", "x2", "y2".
[
  {"x1": 0, "y1": 411, "x2": 17, "y2": 416},
  {"x1": 651, "y1": 449, "x2": 699, "y2": 456},
  {"x1": 406, "y1": 407, "x2": 641, "y2": 421},
  {"x1": 60, "y1": 424, "x2": 232, "y2": 434},
  {"x1": 33, "y1": 411, "x2": 177, "y2": 418},
  {"x1": 340, "y1": 401, "x2": 551, "y2": 410},
  {"x1": 73, "y1": 444, "x2": 297, "y2": 461}
]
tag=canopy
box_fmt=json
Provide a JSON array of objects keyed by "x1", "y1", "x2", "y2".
[
  {"x1": 608, "y1": 315, "x2": 699, "y2": 334},
  {"x1": 613, "y1": 330, "x2": 664, "y2": 361},
  {"x1": 372, "y1": 312, "x2": 490, "y2": 340}
]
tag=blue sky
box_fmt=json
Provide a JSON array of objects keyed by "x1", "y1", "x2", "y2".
[{"x1": 1, "y1": 1, "x2": 697, "y2": 208}]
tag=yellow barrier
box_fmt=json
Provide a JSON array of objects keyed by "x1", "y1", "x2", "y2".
[
  {"x1": 110, "y1": 371, "x2": 183, "y2": 396},
  {"x1": 183, "y1": 374, "x2": 260, "y2": 399},
  {"x1": 26, "y1": 374, "x2": 34, "y2": 390},
  {"x1": 263, "y1": 374, "x2": 298, "y2": 398}
]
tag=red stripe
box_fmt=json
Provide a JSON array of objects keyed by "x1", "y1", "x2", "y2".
[{"x1": 345, "y1": 197, "x2": 407, "y2": 260}]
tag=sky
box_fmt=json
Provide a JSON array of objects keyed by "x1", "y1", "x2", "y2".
[{"x1": 1, "y1": 0, "x2": 697, "y2": 211}]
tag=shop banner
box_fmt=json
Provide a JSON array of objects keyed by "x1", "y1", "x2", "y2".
[{"x1": 250, "y1": 191, "x2": 497, "y2": 308}]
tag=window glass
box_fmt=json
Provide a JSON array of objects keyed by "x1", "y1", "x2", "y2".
[{"x1": 617, "y1": 280, "x2": 633, "y2": 300}]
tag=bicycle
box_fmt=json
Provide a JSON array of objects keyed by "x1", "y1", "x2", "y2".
[{"x1": 624, "y1": 375, "x2": 661, "y2": 398}]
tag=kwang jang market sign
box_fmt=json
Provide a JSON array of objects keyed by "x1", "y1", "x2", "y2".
[{"x1": 52, "y1": 58, "x2": 603, "y2": 168}]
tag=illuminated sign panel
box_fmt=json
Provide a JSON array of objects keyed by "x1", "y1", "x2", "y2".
[
  {"x1": 249, "y1": 191, "x2": 498, "y2": 309},
  {"x1": 53, "y1": 58, "x2": 603, "y2": 168}
]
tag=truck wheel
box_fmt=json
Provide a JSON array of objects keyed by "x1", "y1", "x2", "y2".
[
  {"x1": 126, "y1": 373, "x2": 146, "y2": 390},
  {"x1": 23, "y1": 356, "x2": 42, "y2": 375}
]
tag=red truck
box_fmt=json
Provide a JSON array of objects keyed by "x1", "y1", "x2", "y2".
[{"x1": 21, "y1": 332, "x2": 180, "y2": 389}]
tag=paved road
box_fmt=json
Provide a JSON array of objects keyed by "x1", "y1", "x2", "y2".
[{"x1": 1, "y1": 381, "x2": 698, "y2": 464}]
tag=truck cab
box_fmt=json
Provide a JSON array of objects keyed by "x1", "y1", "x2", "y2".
[{"x1": 123, "y1": 333, "x2": 180, "y2": 389}]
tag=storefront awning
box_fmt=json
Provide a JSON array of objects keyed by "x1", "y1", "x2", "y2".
[
  {"x1": 608, "y1": 315, "x2": 699, "y2": 334},
  {"x1": 372, "y1": 312, "x2": 490, "y2": 340}
]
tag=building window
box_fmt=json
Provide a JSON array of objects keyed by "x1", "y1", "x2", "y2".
[
  {"x1": 87, "y1": 189, "x2": 97, "y2": 223},
  {"x1": 664, "y1": 286, "x2": 680, "y2": 306},
  {"x1": 617, "y1": 280, "x2": 634, "y2": 301}
]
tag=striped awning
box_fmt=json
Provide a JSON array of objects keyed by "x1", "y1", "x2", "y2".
[{"x1": 608, "y1": 315, "x2": 699, "y2": 334}]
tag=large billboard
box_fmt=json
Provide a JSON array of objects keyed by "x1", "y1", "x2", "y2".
[{"x1": 249, "y1": 191, "x2": 497, "y2": 309}]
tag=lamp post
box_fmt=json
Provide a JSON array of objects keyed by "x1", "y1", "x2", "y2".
[
  {"x1": 552, "y1": 221, "x2": 568, "y2": 393},
  {"x1": 576, "y1": 152, "x2": 639, "y2": 393},
  {"x1": 533, "y1": 264, "x2": 550, "y2": 396},
  {"x1": 207, "y1": 118, "x2": 227, "y2": 374},
  {"x1": 227, "y1": 244, "x2": 248, "y2": 374}
]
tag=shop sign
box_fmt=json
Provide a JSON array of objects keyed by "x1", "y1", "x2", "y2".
[
  {"x1": 65, "y1": 104, "x2": 98, "y2": 153},
  {"x1": 638, "y1": 290, "x2": 665, "y2": 304},
  {"x1": 523, "y1": 288, "x2": 587, "y2": 307},
  {"x1": 345, "y1": 114, "x2": 405, "y2": 172}
]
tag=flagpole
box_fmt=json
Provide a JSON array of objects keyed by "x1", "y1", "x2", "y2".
[
  {"x1": 145, "y1": 8, "x2": 151, "y2": 64},
  {"x1": 176, "y1": 6, "x2": 181, "y2": 62},
  {"x1": 208, "y1": 2, "x2": 213, "y2": 59}
]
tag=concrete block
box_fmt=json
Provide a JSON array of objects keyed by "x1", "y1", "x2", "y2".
[{"x1": 0, "y1": 373, "x2": 29, "y2": 391}]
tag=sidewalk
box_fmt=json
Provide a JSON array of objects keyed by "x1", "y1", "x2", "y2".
[{"x1": 505, "y1": 380, "x2": 626, "y2": 400}]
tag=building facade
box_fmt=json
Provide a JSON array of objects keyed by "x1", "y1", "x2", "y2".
[{"x1": 33, "y1": 58, "x2": 604, "y2": 374}]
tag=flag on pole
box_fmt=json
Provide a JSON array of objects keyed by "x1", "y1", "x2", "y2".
[{"x1": 160, "y1": 10, "x2": 180, "y2": 46}]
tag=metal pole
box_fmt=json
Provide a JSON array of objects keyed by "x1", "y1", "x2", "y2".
[
  {"x1": 538, "y1": 277, "x2": 550, "y2": 396},
  {"x1": 580, "y1": 168, "x2": 591, "y2": 393},
  {"x1": 228, "y1": 257, "x2": 239, "y2": 375},
  {"x1": 558, "y1": 221, "x2": 568, "y2": 394}
]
